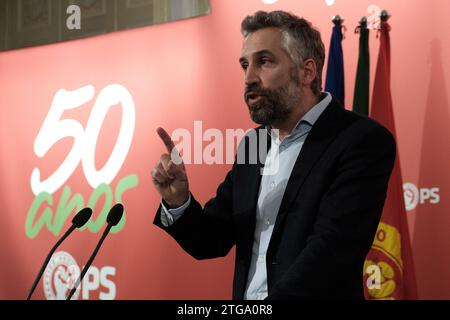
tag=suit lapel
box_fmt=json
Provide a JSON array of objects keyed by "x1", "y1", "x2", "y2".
[
  {"x1": 270, "y1": 99, "x2": 346, "y2": 238},
  {"x1": 235, "y1": 126, "x2": 271, "y2": 214}
]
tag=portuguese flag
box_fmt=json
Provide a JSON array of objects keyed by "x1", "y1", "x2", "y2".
[{"x1": 364, "y1": 20, "x2": 418, "y2": 299}]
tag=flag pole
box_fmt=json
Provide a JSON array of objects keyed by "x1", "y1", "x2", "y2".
[
  {"x1": 354, "y1": 16, "x2": 367, "y2": 34},
  {"x1": 359, "y1": 16, "x2": 367, "y2": 28},
  {"x1": 332, "y1": 14, "x2": 343, "y2": 25},
  {"x1": 380, "y1": 10, "x2": 391, "y2": 22}
]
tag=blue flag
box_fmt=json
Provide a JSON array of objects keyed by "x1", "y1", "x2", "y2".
[{"x1": 325, "y1": 22, "x2": 345, "y2": 107}]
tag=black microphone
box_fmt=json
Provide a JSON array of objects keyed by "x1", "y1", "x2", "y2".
[
  {"x1": 26, "y1": 207, "x2": 92, "y2": 300},
  {"x1": 66, "y1": 203, "x2": 124, "y2": 300}
]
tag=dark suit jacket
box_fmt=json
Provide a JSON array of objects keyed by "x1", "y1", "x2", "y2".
[{"x1": 154, "y1": 97, "x2": 396, "y2": 300}]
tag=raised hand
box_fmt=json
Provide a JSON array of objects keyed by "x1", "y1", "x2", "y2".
[{"x1": 151, "y1": 127, "x2": 190, "y2": 208}]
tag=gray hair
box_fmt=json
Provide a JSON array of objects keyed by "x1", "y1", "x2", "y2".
[{"x1": 241, "y1": 11, "x2": 325, "y2": 96}]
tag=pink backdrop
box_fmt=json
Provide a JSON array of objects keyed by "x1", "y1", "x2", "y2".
[{"x1": 0, "y1": 0, "x2": 448, "y2": 299}]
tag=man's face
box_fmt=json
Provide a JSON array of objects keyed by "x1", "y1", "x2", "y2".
[{"x1": 239, "y1": 27, "x2": 301, "y2": 126}]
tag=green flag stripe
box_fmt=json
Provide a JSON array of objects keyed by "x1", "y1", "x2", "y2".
[{"x1": 353, "y1": 27, "x2": 370, "y2": 115}]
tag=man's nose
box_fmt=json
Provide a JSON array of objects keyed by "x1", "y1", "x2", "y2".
[{"x1": 245, "y1": 64, "x2": 261, "y2": 87}]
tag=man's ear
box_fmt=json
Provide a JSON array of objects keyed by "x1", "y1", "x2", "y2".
[{"x1": 301, "y1": 59, "x2": 317, "y2": 88}]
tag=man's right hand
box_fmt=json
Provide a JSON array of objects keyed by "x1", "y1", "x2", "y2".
[{"x1": 151, "y1": 127, "x2": 190, "y2": 208}]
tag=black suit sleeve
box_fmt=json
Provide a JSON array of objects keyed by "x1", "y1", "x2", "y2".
[
  {"x1": 267, "y1": 123, "x2": 397, "y2": 299},
  {"x1": 153, "y1": 167, "x2": 236, "y2": 260}
]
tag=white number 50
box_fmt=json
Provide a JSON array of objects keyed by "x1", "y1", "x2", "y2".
[{"x1": 31, "y1": 84, "x2": 135, "y2": 196}]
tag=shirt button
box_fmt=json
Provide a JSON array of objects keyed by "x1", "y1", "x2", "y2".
[
  {"x1": 270, "y1": 181, "x2": 275, "y2": 189},
  {"x1": 265, "y1": 219, "x2": 270, "y2": 225},
  {"x1": 258, "y1": 256, "x2": 264, "y2": 263}
]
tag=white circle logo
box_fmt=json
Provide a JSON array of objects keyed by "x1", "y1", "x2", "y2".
[
  {"x1": 403, "y1": 182, "x2": 419, "y2": 211},
  {"x1": 43, "y1": 251, "x2": 80, "y2": 300}
]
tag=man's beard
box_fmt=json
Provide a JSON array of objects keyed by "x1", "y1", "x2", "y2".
[{"x1": 245, "y1": 70, "x2": 301, "y2": 126}]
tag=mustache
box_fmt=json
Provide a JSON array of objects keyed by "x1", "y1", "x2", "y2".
[{"x1": 244, "y1": 84, "x2": 270, "y2": 100}]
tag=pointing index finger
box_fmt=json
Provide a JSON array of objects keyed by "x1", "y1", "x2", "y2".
[{"x1": 157, "y1": 127, "x2": 176, "y2": 153}]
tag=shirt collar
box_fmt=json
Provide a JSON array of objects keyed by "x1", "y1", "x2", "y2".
[{"x1": 293, "y1": 91, "x2": 332, "y2": 129}]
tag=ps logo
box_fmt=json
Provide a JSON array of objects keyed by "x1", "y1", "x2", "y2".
[
  {"x1": 66, "y1": 5, "x2": 81, "y2": 30},
  {"x1": 403, "y1": 182, "x2": 440, "y2": 211}
]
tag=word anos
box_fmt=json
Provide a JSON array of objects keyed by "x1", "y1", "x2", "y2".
[{"x1": 26, "y1": 174, "x2": 138, "y2": 239}]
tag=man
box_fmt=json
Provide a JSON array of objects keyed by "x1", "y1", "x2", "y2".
[{"x1": 151, "y1": 11, "x2": 396, "y2": 300}]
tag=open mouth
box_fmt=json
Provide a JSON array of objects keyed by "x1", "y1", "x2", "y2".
[{"x1": 246, "y1": 92, "x2": 264, "y2": 105}]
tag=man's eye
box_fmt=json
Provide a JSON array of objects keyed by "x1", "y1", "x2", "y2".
[
  {"x1": 261, "y1": 57, "x2": 271, "y2": 64},
  {"x1": 241, "y1": 64, "x2": 248, "y2": 70}
]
